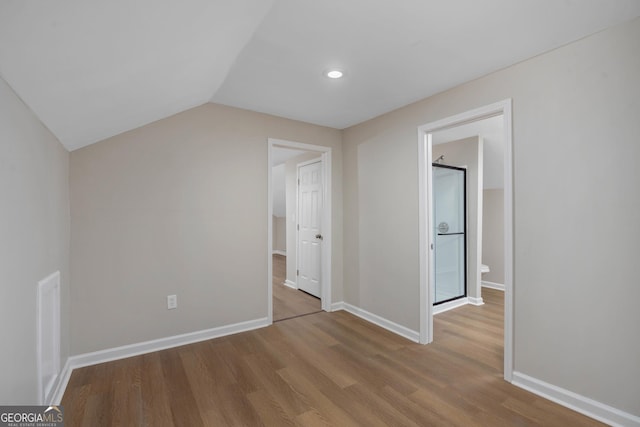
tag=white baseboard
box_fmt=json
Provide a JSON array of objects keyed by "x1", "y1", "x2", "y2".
[
  {"x1": 54, "y1": 317, "x2": 269, "y2": 403},
  {"x1": 70, "y1": 317, "x2": 269, "y2": 369},
  {"x1": 434, "y1": 297, "x2": 469, "y2": 314},
  {"x1": 468, "y1": 296, "x2": 484, "y2": 306},
  {"x1": 272, "y1": 250, "x2": 286, "y2": 256},
  {"x1": 50, "y1": 358, "x2": 72, "y2": 405},
  {"x1": 512, "y1": 371, "x2": 640, "y2": 427},
  {"x1": 283, "y1": 280, "x2": 297, "y2": 289},
  {"x1": 482, "y1": 280, "x2": 505, "y2": 291},
  {"x1": 330, "y1": 301, "x2": 345, "y2": 311},
  {"x1": 334, "y1": 302, "x2": 419, "y2": 343}
]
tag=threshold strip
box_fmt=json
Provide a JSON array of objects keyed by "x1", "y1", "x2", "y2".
[{"x1": 274, "y1": 310, "x2": 323, "y2": 323}]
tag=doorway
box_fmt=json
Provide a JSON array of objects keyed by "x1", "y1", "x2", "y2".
[
  {"x1": 418, "y1": 100, "x2": 514, "y2": 382},
  {"x1": 267, "y1": 138, "x2": 332, "y2": 324}
]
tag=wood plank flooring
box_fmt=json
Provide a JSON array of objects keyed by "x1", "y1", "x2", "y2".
[
  {"x1": 61, "y1": 288, "x2": 603, "y2": 426},
  {"x1": 272, "y1": 254, "x2": 321, "y2": 322}
]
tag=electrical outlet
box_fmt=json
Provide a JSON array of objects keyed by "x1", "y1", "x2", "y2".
[{"x1": 167, "y1": 294, "x2": 177, "y2": 310}]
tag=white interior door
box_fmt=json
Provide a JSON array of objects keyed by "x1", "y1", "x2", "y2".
[{"x1": 297, "y1": 160, "x2": 323, "y2": 298}]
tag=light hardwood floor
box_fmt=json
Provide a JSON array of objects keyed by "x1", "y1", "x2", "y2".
[
  {"x1": 61, "y1": 288, "x2": 603, "y2": 426},
  {"x1": 272, "y1": 254, "x2": 321, "y2": 322}
]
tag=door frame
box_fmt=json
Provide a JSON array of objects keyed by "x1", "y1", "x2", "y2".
[
  {"x1": 417, "y1": 99, "x2": 514, "y2": 382},
  {"x1": 267, "y1": 138, "x2": 332, "y2": 324}
]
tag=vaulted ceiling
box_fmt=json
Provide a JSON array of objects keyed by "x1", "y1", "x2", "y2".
[{"x1": 1, "y1": 0, "x2": 639, "y2": 151}]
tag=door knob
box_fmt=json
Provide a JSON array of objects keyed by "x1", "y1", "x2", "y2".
[{"x1": 315, "y1": 234, "x2": 323, "y2": 240}]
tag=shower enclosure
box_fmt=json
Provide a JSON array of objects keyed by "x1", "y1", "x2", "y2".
[{"x1": 433, "y1": 164, "x2": 467, "y2": 305}]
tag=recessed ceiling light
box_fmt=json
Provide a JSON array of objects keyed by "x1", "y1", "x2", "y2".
[{"x1": 325, "y1": 69, "x2": 344, "y2": 79}]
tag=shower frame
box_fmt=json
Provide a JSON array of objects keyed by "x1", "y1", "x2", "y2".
[{"x1": 432, "y1": 163, "x2": 467, "y2": 305}]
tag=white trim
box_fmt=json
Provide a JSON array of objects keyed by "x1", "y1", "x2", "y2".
[
  {"x1": 418, "y1": 131, "x2": 434, "y2": 344},
  {"x1": 283, "y1": 280, "x2": 298, "y2": 289},
  {"x1": 475, "y1": 137, "x2": 484, "y2": 303},
  {"x1": 468, "y1": 296, "x2": 484, "y2": 306},
  {"x1": 482, "y1": 280, "x2": 505, "y2": 291},
  {"x1": 69, "y1": 317, "x2": 269, "y2": 370},
  {"x1": 268, "y1": 138, "x2": 333, "y2": 322},
  {"x1": 418, "y1": 99, "x2": 514, "y2": 382},
  {"x1": 340, "y1": 303, "x2": 420, "y2": 343},
  {"x1": 502, "y1": 101, "x2": 514, "y2": 382},
  {"x1": 330, "y1": 301, "x2": 345, "y2": 312},
  {"x1": 512, "y1": 372, "x2": 640, "y2": 427},
  {"x1": 433, "y1": 297, "x2": 469, "y2": 314},
  {"x1": 320, "y1": 151, "x2": 332, "y2": 313},
  {"x1": 37, "y1": 271, "x2": 61, "y2": 405},
  {"x1": 267, "y1": 140, "x2": 274, "y2": 324},
  {"x1": 332, "y1": 301, "x2": 420, "y2": 342},
  {"x1": 51, "y1": 317, "x2": 269, "y2": 404},
  {"x1": 268, "y1": 138, "x2": 330, "y2": 153},
  {"x1": 272, "y1": 250, "x2": 286, "y2": 256},
  {"x1": 50, "y1": 358, "x2": 72, "y2": 405}
]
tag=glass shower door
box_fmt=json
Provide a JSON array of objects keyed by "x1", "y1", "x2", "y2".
[{"x1": 433, "y1": 164, "x2": 466, "y2": 305}]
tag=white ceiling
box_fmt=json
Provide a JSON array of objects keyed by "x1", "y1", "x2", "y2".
[
  {"x1": 0, "y1": 0, "x2": 274, "y2": 150},
  {"x1": 1, "y1": 1, "x2": 639, "y2": 151}
]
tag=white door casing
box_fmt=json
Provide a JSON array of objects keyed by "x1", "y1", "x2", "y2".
[
  {"x1": 417, "y1": 99, "x2": 513, "y2": 382},
  {"x1": 297, "y1": 160, "x2": 323, "y2": 298},
  {"x1": 267, "y1": 138, "x2": 332, "y2": 324}
]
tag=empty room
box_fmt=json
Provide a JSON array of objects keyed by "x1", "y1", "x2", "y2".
[{"x1": 1, "y1": 1, "x2": 639, "y2": 426}]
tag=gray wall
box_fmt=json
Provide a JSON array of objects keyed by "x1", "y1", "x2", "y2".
[
  {"x1": 342, "y1": 17, "x2": 640, "y2": 415},
  {"x1": 0, "y1": 76, "x2": 70, "y2": 403},
  {"x1": 482, "y1": 189, "x2": 504, "y2": 284},
  {"x1": 70, "y1": 103, "x2": 342, "y2": 354},
  {"x1": 272, "y1": 216, "x2": 286, "y2": 253}
]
